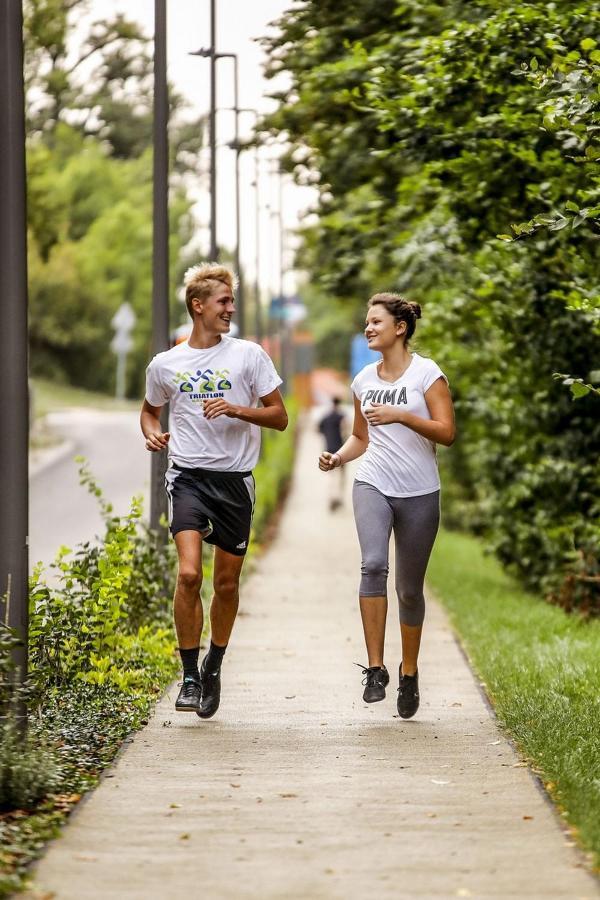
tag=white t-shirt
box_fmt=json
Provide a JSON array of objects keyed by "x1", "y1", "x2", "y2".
[
  {"x1": 145, "y1": 336, "x2": 282, "y2": 471},
  {"x1": 350, "y1": 353, "x2": 447, "y2": 497}
]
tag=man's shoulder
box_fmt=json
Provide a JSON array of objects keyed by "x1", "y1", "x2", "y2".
[{"x1": 148, "y1": 343, "x2": 189, "y2": 369}]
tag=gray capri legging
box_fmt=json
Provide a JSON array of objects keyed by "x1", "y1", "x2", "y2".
[{"x1": 352, "y1": 480, "x2": 440, "y2": 627}]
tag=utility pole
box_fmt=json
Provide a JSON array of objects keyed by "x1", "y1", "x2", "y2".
[
  {"x1": 238, "y1": 108, "x2": 261, "y2": 342},
  {"x1": 0, "y1": 0, "x2": 29, "y2": 725},
  {"x1": 222, "y1": 54, "x2": 244, "y2": 337},
  {"x1": 209, "y1": 0, "x2": 217, "y2": 260},
  {"x1": 150, "y1": 0, "x2": 170, "y2": 536},
  {"x1": 190, "y1": 48, "x2": 244, "y2": 336}
]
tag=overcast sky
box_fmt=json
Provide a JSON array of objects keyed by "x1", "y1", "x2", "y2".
[{"x1": 92, "y1": 0, "x2": 315, "y2": 302}]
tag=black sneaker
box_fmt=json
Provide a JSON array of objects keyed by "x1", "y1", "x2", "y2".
[
  {"x1": 397, "y1": 665, "x2": 419, "y2": 719},
  {"x1": 175, "y1": 677, "x2": 201, "y2": 712},
  {"x1": 197, "y1": 657, "x2": 221, "y2": 719},
  {"x1": 356, "y1": 663, "x2": 390, "y2": 703}
]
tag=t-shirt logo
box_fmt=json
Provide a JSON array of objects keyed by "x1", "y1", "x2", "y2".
[
  {"x1": 362, "y1": 387, "x2": 407, "y2": 406},
  {"x1": 174, "y1": 368, "x2": 233, "y2": 403}
]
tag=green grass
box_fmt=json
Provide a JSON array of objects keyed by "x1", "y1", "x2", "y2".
[
  {"x1": 30, "y1": 378, "x2": 138, "y2": 420},
  {"x1": 427, "y1": 528, "x2": 600, "y2": 870}
]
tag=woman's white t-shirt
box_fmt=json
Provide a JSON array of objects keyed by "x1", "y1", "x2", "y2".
[
  {"x1": 350, "y1": 353, "x2": 447, "y2": 498},
  {"x1": 145, "y1": 336, "x2": 282, "y2": 472}
]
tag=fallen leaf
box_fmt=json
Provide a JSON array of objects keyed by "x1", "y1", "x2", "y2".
[
  {"x1": 523, "y1": 815, "x2": 533, "y2": 821},
  {"x1": 279, "y1": 793, "x2": 298, "y2": 798},
  {"x1": 487, "y1": 740, "x2": 501, "y2": 745},
  {"x1": 179, "y1": 833, "x2": 190, "y2": 840},
  {"x1": 230, "y1": 784, "x2": 241, "y2": 788},
  {"x1": 285, "y1": 695, "x2": 296, "y2": 700},
  {"x1": 431, "y1": 779, "x2": 450, "y2": 785},
  {"x1": 427, "y1": 813, "x2": 437, "y2": 818},
  {"x1": 451, "y1": 702, "x2": 462, "y2": 707},
  {"x1": 512, "y1": 762, "x2": 527, "y2": 768},
  {"x1": 169, "y1": 803, "x2": 181, "y2": 808}
]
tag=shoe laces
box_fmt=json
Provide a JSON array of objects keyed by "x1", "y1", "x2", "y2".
[
  {"x1": 180, "y1": 677, "x2": 200, "y2": 698},
  {"x1": 355, "y1": 662, "x2": 385, "y2": 687},
  {"x1": 398, "y1": 671, "x2": 418, "y2": 696}
]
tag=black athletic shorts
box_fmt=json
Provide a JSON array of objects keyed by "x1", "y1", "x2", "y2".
[{"x1": 165, "y1": 464, "x2": 255, "y2": 556}]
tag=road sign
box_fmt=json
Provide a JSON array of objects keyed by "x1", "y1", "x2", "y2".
[
  {"x1": 111, "y1": 303, "x2": 136, "y2": 399},
  {"x1": 111, "y1": 302, "x2": 136, "y2": 332}
]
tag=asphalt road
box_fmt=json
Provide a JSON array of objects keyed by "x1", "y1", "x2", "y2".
[{"x1": 29, "y1": 409, "x2": 151, "y2": 572}]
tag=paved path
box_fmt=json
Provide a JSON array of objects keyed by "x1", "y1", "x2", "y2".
[{"x1": 27, "y1": 427, "x2": 598, "y2": 899}]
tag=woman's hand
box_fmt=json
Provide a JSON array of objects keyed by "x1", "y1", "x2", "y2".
[
  {"x1": 319, "y1": 451, "x2": 341, "y2": 472},
  {"x1": 363, "y1": 403, "x2": 403, "y2": 426}
]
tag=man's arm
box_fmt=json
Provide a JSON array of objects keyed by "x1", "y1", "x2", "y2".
[
  {"x1": 140, "y1": 399, "x2": 170, "y2": 451},
  {"x1": 202, "y1": 388, "x2": 288, "y2": 431}
]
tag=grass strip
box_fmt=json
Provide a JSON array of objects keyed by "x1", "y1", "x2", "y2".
[{"x1": 427, "y1": 528, "x2": 600, "y2": 871}]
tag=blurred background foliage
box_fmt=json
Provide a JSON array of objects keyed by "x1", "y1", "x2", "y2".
[
  {"x1": 24, "y1": 0, "x2": 203, "y2": 398},
  {"x1": 261, "y1": 0, "x2": 600, "y2": 613}
]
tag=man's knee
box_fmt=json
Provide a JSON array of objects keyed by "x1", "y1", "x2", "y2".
[
  {"x1": 213, "y1": 571, "x2": 240, "y2": 601},
  {"x1": 177, "y1": 565, "x2": 202, "y2": 593}
]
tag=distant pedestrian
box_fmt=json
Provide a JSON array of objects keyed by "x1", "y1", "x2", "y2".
[
  {"x1": 318, "y1": 397, "x2": 347, "y2": 511},
  {"x1": 318, "y1": 293, "x2": 455, "y2": 718},
  {"x1": 141, "y1": 263, "x2": 287, "y2": 719}
]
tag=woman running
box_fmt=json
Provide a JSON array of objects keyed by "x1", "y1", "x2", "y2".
[{"x1": 319, "y1": 293, "x2": 455, "y2": 718}]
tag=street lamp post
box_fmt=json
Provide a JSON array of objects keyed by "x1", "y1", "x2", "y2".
[
  {"x1": 0, "y1": 0, "x2": 29, "y2": 726},
  {"x1": 150, "y1": 0, "x2": 170, "y2": 536},
  {"x1": 237, "y1": 108, "x2": 262, "y2": 342},
  {"x1": 189, "y1": 48, "x2": 245, "y2": 336}
]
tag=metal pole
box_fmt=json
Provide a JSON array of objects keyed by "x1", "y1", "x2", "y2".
[
  {"x1": 238, "y1": 108, "x2": 262, "y2": 342},
  {"x1": 150, "y1": 0, "x2": 170, "y2": 536},
  {"x1": 209, "y1": 0, "x2": 218, "y2": 260},
  {"x1": 231, "y1": 56, "x2": 244, "y2": 337},
  {"x1": 254, "y1": 142, "x2": 262, "y2": 342},
  {"x1": 0, "y1": 0, "x2": 29, "y2": 725},
  {"x1": 217, "y1": 55, "x2": 243, "y2": 336}
]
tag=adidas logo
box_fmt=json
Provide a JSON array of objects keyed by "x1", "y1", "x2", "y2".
[{"x1": 236, "y1": 541, "x2": 247, "y2": 549}]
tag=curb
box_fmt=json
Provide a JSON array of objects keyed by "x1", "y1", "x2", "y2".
[{"x1": 29, "y1": 440, "x2": 76, "y2": 479}]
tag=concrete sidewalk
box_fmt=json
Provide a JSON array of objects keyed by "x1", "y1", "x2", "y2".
[{"x1": 27, "y1": 427, "x2": 598, "y2": 899}]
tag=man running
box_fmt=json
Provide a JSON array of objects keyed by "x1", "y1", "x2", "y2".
[{"x1": 141, "y1": 263, "x2": 287, "y2": 718}]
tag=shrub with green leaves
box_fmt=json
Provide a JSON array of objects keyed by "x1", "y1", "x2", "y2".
[{"x1": 261, "y1": 0, "x2": 600, "y2": 613}]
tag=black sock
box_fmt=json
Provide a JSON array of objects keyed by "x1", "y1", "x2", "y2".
[
  {"x1": 179, "y1": 646, "x2": 200, "y2": 681},
  {"x1": 204, "y1": 640, "x2": 227, "y2": 673}
]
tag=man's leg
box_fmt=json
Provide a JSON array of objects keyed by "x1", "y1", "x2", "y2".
[
  {"x1": 173, "y1": 530, "x2": 204, "y2": 711},
  {"x1": 197, "y1": 546, "x2": 245, "y2": 719}
]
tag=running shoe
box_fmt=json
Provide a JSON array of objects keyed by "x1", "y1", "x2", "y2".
[
  {"x1": 197, "y1": 657, "x2": 221, "y2": 719},
  {"x1": 397, "y1": 665, "x2": 419, "y2": 719},
  {"x1": 356, "y1": 663, "x2": 390, "y2": 703},
  {"x1": 175, "y1": 677, "x2": 202, "y2": 712}
]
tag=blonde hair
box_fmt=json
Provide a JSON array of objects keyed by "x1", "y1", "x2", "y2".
[{"x1": 184, "y1": 262, "x2": 238, "y2": 319}]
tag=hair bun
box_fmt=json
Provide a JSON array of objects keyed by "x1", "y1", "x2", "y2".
[{"x1": 409, "y1": 301, "x2": 422, "y2": 320}]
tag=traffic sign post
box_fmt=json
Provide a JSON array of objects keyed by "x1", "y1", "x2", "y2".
[{"x1": 110, "y1": 303, "x2": 136, "y2": 400}]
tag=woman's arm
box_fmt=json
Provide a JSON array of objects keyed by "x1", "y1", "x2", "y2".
[
  {"x1": 364, "y1": 377, "x2": 456, "y2": 447},
  {"x1": 319, "y1": 395, "x2": 369, "y2": 471}
]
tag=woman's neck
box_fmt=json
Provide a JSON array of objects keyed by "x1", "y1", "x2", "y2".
[{"x1": 378, "y1": 343, "x2": 412, "y2": 380}]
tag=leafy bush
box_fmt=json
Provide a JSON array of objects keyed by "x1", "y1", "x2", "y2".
[
  {"x1": 261, "y1": 0, "x2": 600, "y2": 614},
  {"x1": 0, "y1": 726, "x2": 61, "y2": 812}
]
